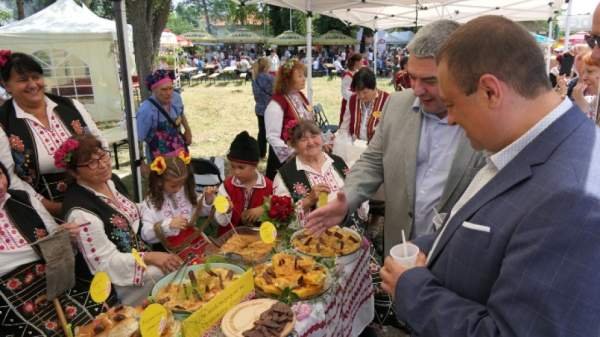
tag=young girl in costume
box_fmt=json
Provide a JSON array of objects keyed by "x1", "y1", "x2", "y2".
[
  {"x1": 213, "y1": 131, "x2": 273, "y2": 235},
  {"x1": 139, "y1": 150, "x2": 215, "y2": 262}
]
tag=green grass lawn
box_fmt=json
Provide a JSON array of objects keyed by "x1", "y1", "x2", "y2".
[{"x1": 114, "y1": 75, "x2": 395, "y2": 193}]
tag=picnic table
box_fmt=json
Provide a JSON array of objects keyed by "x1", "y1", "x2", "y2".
[{"x1": 179, "y1": 67, "x2": 198, "y2": 85}]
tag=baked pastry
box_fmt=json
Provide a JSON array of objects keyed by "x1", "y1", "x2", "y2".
[
  {"x1": 155, "y1": 267, "x2": 240, "y2": 312},
  {"x1": 254, "y1": 253, "x2": 327, "y2": 299},
  {"x1": 220, "y1": 233, "x2": 274, "y2": 263},
  {"x1": 292, "y1": 226, "x2": 361, "y2": 257},
  {"x1": 75, "y1": 305, "x2": 142, "y2": 337}
]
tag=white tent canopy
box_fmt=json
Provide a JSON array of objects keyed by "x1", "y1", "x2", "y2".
[
  {"x1": 0, "y1": 0, "x2": 135, "y2": 122},
  {"x1": 328, "y1": 0, "x2": 565, "y2": 29}
]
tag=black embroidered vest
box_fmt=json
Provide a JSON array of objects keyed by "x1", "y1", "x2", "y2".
[
  {"x1": 0, "y1": 94, "x2": 88, "y2": 200},
  {"x1": 278, "y1": 153, "x2": 348, "y2": 203},
  {"x1": 4, "y1": 189, "x2": 48, "y2": 257},
  {"x1": 63, "y1": 178, "x2": 147, "y2": 251}
]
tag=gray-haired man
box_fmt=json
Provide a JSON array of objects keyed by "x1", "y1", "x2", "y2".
[{"x1": 307, "y1": 20, "x2": 484, "y2": 254}]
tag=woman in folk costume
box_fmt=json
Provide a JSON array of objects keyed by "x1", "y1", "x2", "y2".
[
  {"x1": 339, "y1": 67, "x2": 390, "y2": 143},
  {"x1": 0, "y1": 51, "x2": 107, "y2": 216},
  {"x1": 213, "y1": 131, "x2": 273, "y2": 235},
  {"x1": 0, "y1": 161, "x2": 112, "y2": 336},
  {"x1": 264, "y1": 59, "x2": 314, "y2": 179},
  {"x1": 59, "y1": 134, "x2": 181, "y2": 305},
  {"x1": 338, "y1": 53, "x2": 364, "y2": 128},
  {"x1": 139, "y1": 151, "x2": 215, "y2": 263}
]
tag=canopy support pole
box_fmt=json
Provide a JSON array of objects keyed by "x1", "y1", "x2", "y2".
[
  {"x1": 112, "y1": 0, "x2": 143, "y2": 201},
  {"x1": 306, "y1": 0, "x2": 313, "y2": 103},
  {"x1": 563, "y1": 0, "x2": 573, "y2": 51}
]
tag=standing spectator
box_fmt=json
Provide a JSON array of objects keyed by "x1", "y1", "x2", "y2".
[
  {"x1": 269, "y1": 49, "x2": 280, "y2": 75},
  {"x1": 137, "y1": 70, "x2": 192, "y2": 162},
  {"x1": 251, "y1": 57, "x2": 274, "y2": 159},
  {"x1": 572, "y1": 52, "x2": 600, "y2": 121},
  {"x1": 338, "y1": 53, "x2": 363, "y2": 128}
]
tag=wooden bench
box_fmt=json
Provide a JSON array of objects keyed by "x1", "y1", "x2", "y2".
[
  {"x1": 103, "y1": 126, "x2": 128, "y2": 169},
  {"x1": 191, "y1": 73, "x2": 206, "y2": 85},
  {"x1": 208, "y1": 72, "x2": 221, "y2": 84}
]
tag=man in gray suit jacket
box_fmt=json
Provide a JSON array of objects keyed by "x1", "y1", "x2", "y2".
[{"x1": 306, "y1": 20, "x2": 484, "y2": 255}]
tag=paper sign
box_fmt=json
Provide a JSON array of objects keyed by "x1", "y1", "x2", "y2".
[
  {"x1": 214, "y1": 195, "x2": 230, "y2": 214},
  {"x1": 183, "y1": 269, "x2": 254, "y2": 337},
  {"x1": 140, "y1": 304, "x2": 168, "y2": 337},
  {"x1": 90, "y1": 272, "x2": 111, "y2": 303},
  {"x1": 132, "y1": 248, "x2": 147, "y2": 269},
  {"x1": 259, "y1": 221, "x2": 277, "y2": 244},
  {"x1": 317, "y1": 191, "x2": 329, "y2": 208}
]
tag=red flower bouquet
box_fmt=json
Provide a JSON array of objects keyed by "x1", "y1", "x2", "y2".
[{"x1": 262, "y1": 195, "x2": 295, "y2": 228}]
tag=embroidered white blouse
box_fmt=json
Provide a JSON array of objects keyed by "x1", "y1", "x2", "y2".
[
  {"x1": 0, "y1": 192, "x2": 57, "y2": 277},
  {"x1": 139, "y1": 188, "x2": 212, "y2": 243},
  {"x1": 65, "y1": 180, "x2": 163, "y2": 305}
]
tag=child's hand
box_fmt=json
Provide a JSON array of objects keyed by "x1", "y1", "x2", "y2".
[
  {"x1": 242, "y1": 206, "x2": 264, "y2": 224},
  {"x1": 144, "y1": 252, "x2": 182, "y2": 273},
  {"x1": 203, "y1": 186, "x2": 218, "y2": 204},
  {"x1": 169, "y1": 216, "x2": 189, "y2": 230}
]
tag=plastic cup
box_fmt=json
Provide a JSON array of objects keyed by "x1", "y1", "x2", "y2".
[{"x1": 390, "y1": 242, "x2": 419, "y2": 268}]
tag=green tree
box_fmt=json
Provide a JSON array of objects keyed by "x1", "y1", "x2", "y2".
[
  {"x1": 0, "y1": 9, "x2": 11, "y2": 25},
  {"x1": 166, "y1": 13, "x2": 194, "y2": 34},
  {"x1": 314, "y1": 14, "x2": 351, "y2": 35}
]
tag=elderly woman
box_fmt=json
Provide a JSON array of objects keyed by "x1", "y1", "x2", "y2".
[
  {"x1": 572, "y1": 51, "x2": 600, "y2": 122},
  {"x1": 265, "y1": 59, "x2": 314, "y2": 179},
  {"x1": 59, "y1": 134, "x2": 181, "y2": 305},
  {"x1": 273, "y1": 120, "x2": 367, "y2": 226},
  {"x1": 338, "y1": 67, "x2": 390, "y2": 143},
  {"x1": 137, "y1": 69, "x2": 192, "y2": 162},
  {"x1": 0, "y1": 51, "x2": 107, "y2": 215},
  {"x1": 0, "y1": 160, "x2": 109, "y2": 336},
  {"x1": 251, "y1": 57, "x2": 274, "y2": 159}
]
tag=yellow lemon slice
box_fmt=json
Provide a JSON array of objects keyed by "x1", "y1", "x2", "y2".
[
  {"x1": 214, "y1": 195, "x2": 230, "y2": 214},
  {"x1": 90, "y1": 271, "x2": 111, "y2": 303},
  {"x1": 259, "y1": 221, "x2": 277, "y2": 244}
]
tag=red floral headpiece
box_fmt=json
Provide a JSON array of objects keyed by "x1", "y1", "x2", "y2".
[
  {"x1": 282, "y1": 119, "x2": 299, "y2": 142},
  {"x1": 0, "y1": 50, "x2": 12, "y2": 69},
  {"x1": 54, "y1": 139, "x2": 80, "y2": 169}
]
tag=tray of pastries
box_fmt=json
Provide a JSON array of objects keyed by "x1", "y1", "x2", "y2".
[
  {"x1": 291, "y1": 226, "x2": 361, "y2": 257},
  {"x1": 254, "y1": 252, "x2": 329, "y2": 300},
  {"x1": 214, "y1": 227, "x2": 275, "y2": 264},
  {"x1": 75, "y1": 305, "x2": 181, "y2": 337},
  {"x1": 151, "y1": 263, "x2": 244, "y2": 317}
]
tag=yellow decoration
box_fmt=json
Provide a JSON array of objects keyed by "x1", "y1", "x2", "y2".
[
  {"x1": 150, "y1": 156, "x2": 167, "y2": 175},
  {"x1": 183, "y1": 269, "x2": 254, "y2": 337},
  {"x1": 132, "y1": 248, "x2": 147, "y2": 270},
  {"x1": 372, "y1": 110, "x2": 381, "y2": 118},
  {"x1": 140, "y1": 304, "x2": 168, "y2": 337},
  {"x1": 90, "y1": 272, "x2": 111, "y2": 304},
  {"x1": 317, "y1": 191, "x2": 329, "y2": 208},
  {"x1": 214, "y1": 195, "x2": 230, "y2": 214},
  {"x1": 178, "y1": 150, "x2": 191, "y2": 165},
  {"x1": 259, "y1": 221, "x2": 277, "y2": 244}
]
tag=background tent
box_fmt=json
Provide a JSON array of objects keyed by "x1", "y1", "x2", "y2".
[
  {"x1": 182, "y1": 30, "x2": 218, "y2": 45},
  {"x1": 0, "y1": 0, "x2": 135, "y2": 123},
  {"x1": 314, "y1": 30, "x2": 357, "y2": 45},
  {"x1": 222, "y1": 28, "x2": 266, "y2": 44},
  {"x1": 268, "y1": 30, "x2": 306, "y2": 46}
]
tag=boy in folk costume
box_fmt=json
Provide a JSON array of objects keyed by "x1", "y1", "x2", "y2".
[
  {"x1": 339, "y1": 67, "x2": 390, "y2": 142},
  {"x1": 213, "y1": 132, "x2": 273, "y2": 235}
]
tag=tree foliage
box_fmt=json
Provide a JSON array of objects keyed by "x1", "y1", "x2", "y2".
[{"x1": 0, "y1": 8, "x2": 11, "y2": 25}]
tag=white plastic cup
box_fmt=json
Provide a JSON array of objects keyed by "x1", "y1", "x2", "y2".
[{"x1": 390, "y1": 242, "x2": 420, "y2": 268}]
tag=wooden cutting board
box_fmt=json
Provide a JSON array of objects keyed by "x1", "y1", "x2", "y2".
[{"x1": 221, "y1": 299, "x2": 295, "y2": 337}]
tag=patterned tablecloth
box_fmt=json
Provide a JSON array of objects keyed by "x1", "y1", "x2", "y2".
[{"x1": 292, "y1": 240, "x2": 374, "y2": 337}]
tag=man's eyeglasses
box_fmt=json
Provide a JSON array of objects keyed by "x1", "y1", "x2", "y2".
[
  {"x1": 585, "y1": 34, "x2": 600, "y2": 49},
  {"x1": 77, "y1": 150, "x2": 111, "y2": 170}
]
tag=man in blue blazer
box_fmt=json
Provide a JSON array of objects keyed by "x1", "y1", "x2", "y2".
[{"x1": 381, "y1": 15, "x2": 600, "y2": 337}]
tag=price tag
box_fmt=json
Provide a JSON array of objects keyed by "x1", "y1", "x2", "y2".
[
  {"x1": 259, "y1": 221, "x2": 277, "y2": 244},
  {"x1": 132, "y1": 248, "x2": 147, "y2": 269},
  {"x1": 214, "y1": 195, "x2": 230, "y2": 214},
  {"x1": 317, "y1": 191, "x2": 329, "y2": 208},
  {"x1": 140, "y1": 304, "x2": 168, "y2": 337},
  {"x1": 90, "y1": 272, "x2": 111, "y2": 304}
]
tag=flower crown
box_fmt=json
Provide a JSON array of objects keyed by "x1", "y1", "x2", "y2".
[
  {"x1": 0, "y1": 50, "x2": 12, "y2": 69},
  {"x1": 150, "y1": 150, "x2": 191, "y2": 175},
  {"x1": 54, "y1": 139, "x2": 80, "y2": 169},
  {"x1": 282, "y1": 59, "x2": 296, "y2": 74},
  {"x1": 282, "y1": 119, "x2": 299, "y2": 142}
]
